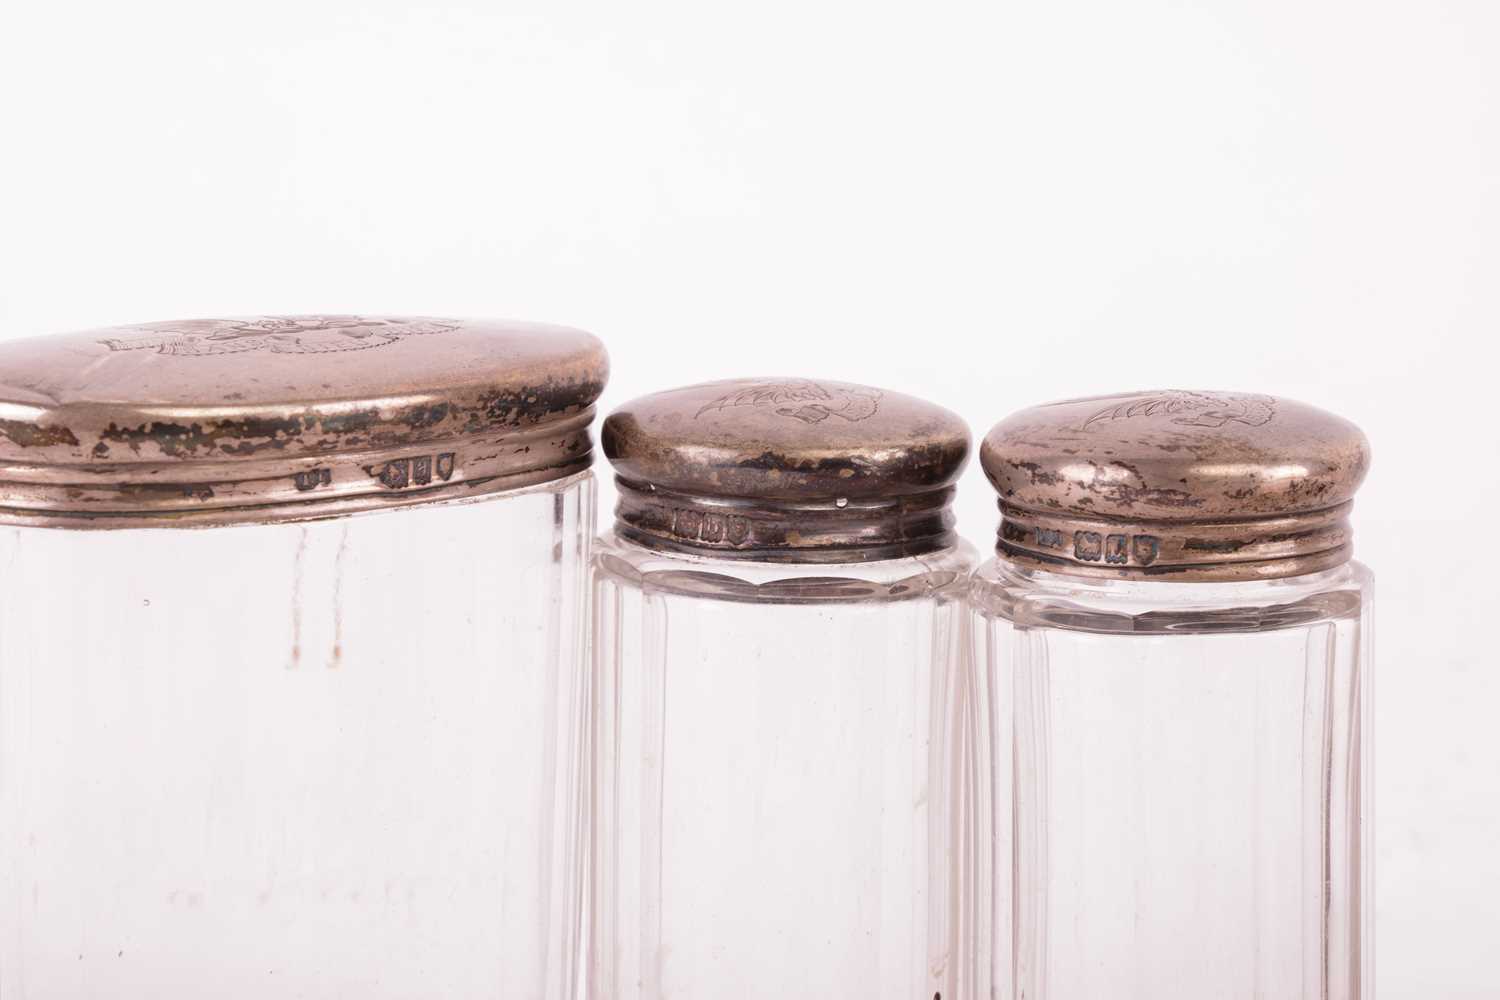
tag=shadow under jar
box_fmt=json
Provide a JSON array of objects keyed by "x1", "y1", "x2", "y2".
[
  {"x1": 966, "y1": 391, "x2": 1373, "y2": 1000},
  {"x1": 587, "y1": 378, "x2": 977, "y2": 1000},
  {"x1": 0, "y1": 316, "x2": 606, "y2": 1000}
]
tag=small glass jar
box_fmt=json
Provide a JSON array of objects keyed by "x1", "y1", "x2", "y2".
[
  {"x1": 965, "y1": 391, "x2": 1374, "y2": 1000},
  {"x1": 586, "y1": 379, "x2": 977, "y2": 1000},
  {"x1": 0, "y1": 316, "x2": 607, "y2": 999}
]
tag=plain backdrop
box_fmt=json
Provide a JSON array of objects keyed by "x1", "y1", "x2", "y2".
[{"x1": 1, "y1": 2, "x2": 1494, "y2": 996}]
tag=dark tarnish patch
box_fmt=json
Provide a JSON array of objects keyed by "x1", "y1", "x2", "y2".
[
  {"x1": 116, "y1": 482, "x2": 216, "y2": 502},
  {"x1": 0, "y1": 419, "x2": 80, "y2": 449},
  {"x1": 727, "y1": 451, "x2": 867, "y2": 480},
  {"x1": 1008, "y1": 460, "x2": 1062, "y2": 486},
  {"x1": 316, "y1": 403, "x2": 449, "y2": 438},
  {"x1": 1284, "y1": 476, "x2": 1338, "y2": 503},
  {"x1": 99, "y1": 416, "x2": 308, "y2": 458},
  {"x1": 811, "y1": 456, "x2": 866, "y2": 478},
  {"x1": 1080, "y1": 462, "x2": 1203, "y2": 510},
  {"x1": 317, "y1": 410, "x2": 380, "y2": 436},
  {"x1": 1093, "y1": 485, "x2": 1203, "y2": 509},
  {"x1": 475, "y1": 379, "x2": 604, "y2": 431},
  {"x1": 395, "y1": 402, "x2": 451, "y2": 430},
  {"x1": 1263, "y1": 528, "x2": 1325, "y2": 545},
  {"x1": 733, "y1": 451, "x2": 789, "y2": 472}
]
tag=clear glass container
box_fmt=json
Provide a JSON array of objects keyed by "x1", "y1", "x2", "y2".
[
  {"x1": 966, "y1": 556, "x2": 1374, "y2": 1000},
  {"x1": 0, "y1": 314, "x2": 608, "y2": 999},
  {"x1": 965, "y1": 389, "x2": 1375, "y2": 1000},
  {"x1": 587, "y1": 531, "x2": 977, "y2": 1000},
  {"x1": 0, "y1": 474, "x2": 594, "y2": 999}
]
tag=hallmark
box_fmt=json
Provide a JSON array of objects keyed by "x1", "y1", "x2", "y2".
[
  {"x1": 1072, "y1": 529, "x2": 1159, "y2": 566},
  {"x1": 292, "y1": 468, "x2": 332, "y2": 492},
  {"x1": 1004, "y1": 520, "x2": 1066, "y2": 551},
  {"x1": 1007, "y1": 521, "x2": 1158, "y2": 565},
  {"x1": 367, "y1": 452, "x2": 457, "y2": 490},
  {"x1": 668, "y1": 507, "x2": 751, "y2": 546}
]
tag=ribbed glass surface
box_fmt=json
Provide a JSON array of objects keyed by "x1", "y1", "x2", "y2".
[
  {"x1": 587, "y1": 533, "x2": 976, "y2": 1000},
  {"x1": 0, "y1": 473, "x2": 595, "y2": 999},
  {"x1": 966, "y1": 560, "x2": 1374, "y2": 1000}
]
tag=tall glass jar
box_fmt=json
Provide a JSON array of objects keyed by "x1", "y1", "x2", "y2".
[
  {"x1": 0, "y1": 316, "x2": 607, "y2": 1000},
  {"x1": 965, "y1": 391, "x2": 1374, "y2": 1000},
  {"x1": 586, "y1": 378, "x2": 977, "y2": 1000}
]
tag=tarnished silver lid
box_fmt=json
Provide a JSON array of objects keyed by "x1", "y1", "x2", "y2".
[
  {"x1": 0, "y1": 315, "x2": 607, "y2": 528},
  {"x1": 602, "y1": 378, "x2": 970, "y2": 562},
  {"x1": 980, "y1": 390, "x2": 1370, "y2": 581}
]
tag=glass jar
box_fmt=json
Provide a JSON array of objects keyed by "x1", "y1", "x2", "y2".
[
  {"x1": 585, "y1": 378, "x2": 977, "y2": 1000},
  {"x1": 965, "y1": 391, "x2": 1374, "y2": 1000},
  {"x1": 0, "y1": 316, "x2": 607, "y2": 1000}
]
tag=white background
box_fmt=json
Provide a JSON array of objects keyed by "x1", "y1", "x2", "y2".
[{"x1": 1, "y1": 2, "x2": 1494, "y2": 996}]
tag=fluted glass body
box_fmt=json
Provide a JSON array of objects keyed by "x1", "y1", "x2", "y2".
[
  {"x1": 587, "y1": 533, "x2": 976, "y2": 1000},
  {"x1": 966, "y1": 559, "x2": 1373, "y2": 1000},
  {"x1": 0, "y1": 472, "x2": 595, "y2": 1000}
]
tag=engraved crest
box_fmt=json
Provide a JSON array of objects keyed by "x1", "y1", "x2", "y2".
[
  {"x1": 99, "y1": 315, "x2": 462, "y2": 357},
  {"x1": 695, "y1": 379, "x2": 882, "y2": 424},
  {"x1": 1080, "y1": 391, "x2": 1276, "y2": 430}
]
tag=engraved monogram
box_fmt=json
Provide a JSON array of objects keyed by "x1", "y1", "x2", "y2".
[
  {"x1": 695, "y1": 379, "x2": 882, "y2": 424},
  {"x1": 100, "y1": 316, "x2": 462, "y2": 357},
  {"x1": 1079, "y1": 391, "x2": 1276, "y2": 430}
]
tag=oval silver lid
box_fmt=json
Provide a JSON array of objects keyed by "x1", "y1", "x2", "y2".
[{"x1": 0, "y1": 315, "x2": 608, "y2": 528}]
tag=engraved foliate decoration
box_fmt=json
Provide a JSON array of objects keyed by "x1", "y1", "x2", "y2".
[
  {"x1": 695, "y1": 379, "x2": 883, "y2": 425},
  {"x1": 100, "y1": 316, "x2": 463, "y2": 357},
  {"x1": 1079, "y1": 390, "x2": 1277, "y2": 430}
]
